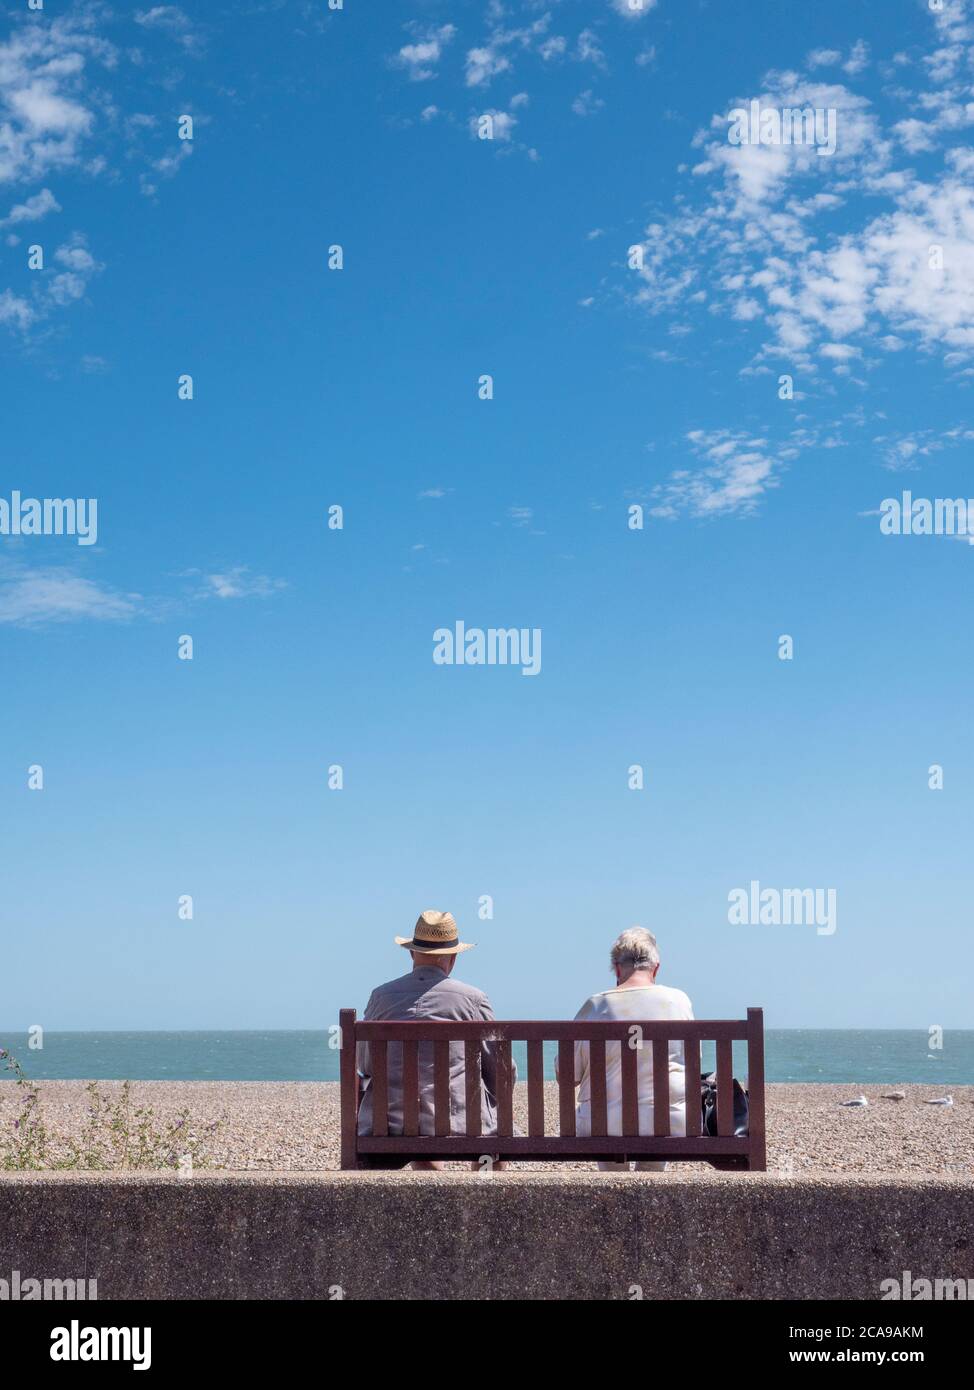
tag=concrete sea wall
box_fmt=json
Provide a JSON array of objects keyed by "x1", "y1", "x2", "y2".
[{"x1": 1, "y1": 1173, "x2": 972, "y2": 1301}]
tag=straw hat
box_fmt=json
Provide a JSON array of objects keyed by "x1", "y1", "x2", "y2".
[{"x1": 395, "y1": 909, "x2": 474, "y2": 955}]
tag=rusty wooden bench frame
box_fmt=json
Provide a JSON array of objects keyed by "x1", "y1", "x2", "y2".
[{"x1": 339, "y1": 1006, "x2": 766, "y2": 1170}]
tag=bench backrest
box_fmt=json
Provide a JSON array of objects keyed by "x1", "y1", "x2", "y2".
[{"x1": 340, "y1": 1007, "x2": 766, "y2": 1169}]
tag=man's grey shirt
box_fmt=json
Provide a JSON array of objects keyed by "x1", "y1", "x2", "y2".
[{"x1": 356, "y1": 966, "x2": 515, "y2": 1137}]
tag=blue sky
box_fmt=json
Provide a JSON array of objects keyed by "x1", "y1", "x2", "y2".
[{"x1": 1, "y1": 0, "x2": 972, "y2": 1032}]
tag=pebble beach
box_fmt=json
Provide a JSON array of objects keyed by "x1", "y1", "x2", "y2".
[{"x1": 2, "y1": 1081, "x2": 970, "y2": 1177}]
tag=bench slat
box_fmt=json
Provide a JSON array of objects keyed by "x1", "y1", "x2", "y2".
[
  {"x1": 652, "y1": 1037, "x2": 670, "y2": 1137},
  {"x1": 558, "y1": 1040, "x2": 575, "y2": 1137},
  {"x1": 621, "y1": 1036, "x2": 639, "y2": 1137},
  {"x1": 589, "y1": 1039, "x2": 608, "y2": 1138},
  {"x1": 434, "y1": 1040, "x2": 451, "y2": 1137},
  {"x1": 402, "y1": 1040, "x2": 419, "y2": 1138},
  {"x1": 339, "y1": 1008, "x2": 359, "y2": 1170},
  {"x1": 746, "y1": 1007, "x2": 766, "y2": 1171},
  {"x1": 716, "y1": 1038, "x2": 734, "y2": 1137},
  {"x1": 527, "y1": 1041, "x2": 544, "y2": 1136},
  {"x1": 358, "y1": 1135, "x2": 751, "y2": 1157},
  {"x1": 464, "y1": 1040, "x2": 482, "y2": 1138},
  {"x1": 371, "y1": 1040, "x2": 389, "y2": 1137},
  {"x1": 496, "y1": 1040, "x2": 514, "y2": 1139},
  {"x1": 357, "y1": 1020, "x2": 748, "y2": 1042},
  {"x1": 683, "y1": 1035, "x2": 701, "y2": 1138}
]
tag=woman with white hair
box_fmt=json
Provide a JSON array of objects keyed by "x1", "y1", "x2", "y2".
[{"x1": 568, "y1": 926, "x2": 694, "y2": 1172}]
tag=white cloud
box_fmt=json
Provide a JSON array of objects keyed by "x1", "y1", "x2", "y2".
[
  {"x1": 0, "y1": 289, "x2": 35, "y2": 330},
  {"x1": 0, "y1": 186, "x2": 60, "y2": 227},
  {"x1": 946, "y1": 146, "x2": 974, "y2": 174},
  {"x1": 807, "y1": 49, "x2": 842, "y2": 69},
  {"x1": 7, "y1": 83, "x2": 90, "y2": 136},
  {"x1": 649, "y1": 430, "x2": 784, "y2": 519},
  {"x1": 893, "y1": 118, "x2": 938, "y2": 153},
  {"x1": 45, "y1": 231, "x2": 102, "y2": 306},
  {"x1": 134, "y1": 7, "x2": 203, "y2": 55},
  {"x1": 54, "y1": 236, "x2": 97, "y2": 274},
  {"x1": 843, "y1": 40, "x2": 870, "y2": 76},
  {"x1": 0, "y1": 563, "x2": 139, "y2": 625},
  {"x1": 820, "y1": 342, "x2": 860, "y2": 361},
  {"x1": 872, "y1": 424, "x2": 974, "y2": 471},
  {"x1": 0, "y1": 556, "x2": 290, "y2": 625},
  {"x1": 572, "y1": 90, "x2": 605, "y2": 117},
  {"x1": 808, "y1": 181, "x2": 974, "y2": 357},
  {"x1": 623, "y1": 24, "x2": 974, "y2": 372},
  {"x1": 924, "y1": 44, "x2": 965, "y2": 83},
  {"x1": 610, "y1": 0, "x2": 659, "y2": 17},
  {"x1": 196, "y1": 567, "x2": 286, "y2": 600},
  {"x1": 464, "y1": 12, "x2": 556, "y2": 88},
  {"x1": 576, "y1": 30, "x2": 607, "y2": 69},
  {"x1": 139, "y1": 139, "x2": 193, "y2": 196},
  {"x1": 393, "y1": 24, "x2": 456, "y2": 82},
  {"x1": 0, "y1": 9, "x2": 201, "y2": 254},
  {"x1": 929, "y1": 0, "x2": 973, "y2": 80},
  {"x1": 0, "y1": 14, "x2": 139, "y2": 339},
  {"x1": 689, "y1": 79, "x2": 884, "y2": 211},
  {"x1": 465, "y1": 44, "x2": 512, "y2": 87},
  {"x1": 539, "y1": 37, "x2": 567, "y2": 61},
  {"x1": 0, "y1": 16, "x2": 115, "y2": 187},
  {"x1": 0, "y1": 229, "x2": 101, "y2": 329}
]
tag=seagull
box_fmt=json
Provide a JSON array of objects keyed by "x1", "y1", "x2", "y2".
[
  {"x1": 880, "y1": 1091, "x2": 906, "y2": 1101},
  {"x1": 924, "y1": 1095, "x2": 954, "y2": 1106},
  {"x1": 839, "y1": 1095, "x2": 868, "y2": 1107}
]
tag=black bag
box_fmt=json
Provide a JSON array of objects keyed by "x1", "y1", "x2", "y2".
[{"x1": 700, "y1": 1071, "x2": 749, "y2": 1137}]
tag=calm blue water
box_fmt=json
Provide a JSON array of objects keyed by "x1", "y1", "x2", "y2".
[{"x1": 0, "y1": 1031, "x2": 970, "y2": 1084}]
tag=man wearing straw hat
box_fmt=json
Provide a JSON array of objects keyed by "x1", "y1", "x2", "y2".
[{"x1": 356, "y1": 910, "x2": 514, "y2": 1170}]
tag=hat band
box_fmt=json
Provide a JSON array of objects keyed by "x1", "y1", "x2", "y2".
[{"x1": 407, "y1": 936, "x2": 460, "y2": 950}]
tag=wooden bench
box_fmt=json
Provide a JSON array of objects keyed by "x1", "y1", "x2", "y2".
[{"x1": 339, "y1": 1006, "x2": 766, "y2": 1170}]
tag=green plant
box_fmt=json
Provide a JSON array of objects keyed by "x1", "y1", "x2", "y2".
[
  {"x1": 0, "y1": 1048, "x2": 221, "y2": 1172},
  {"x1": 0, "y1": 1047, "x2": 51, "y2": 1170}
]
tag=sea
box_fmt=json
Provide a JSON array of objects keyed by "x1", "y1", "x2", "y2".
[{"x1": 0, "y1": 1031, "x2": 970, "y2": 1085}]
